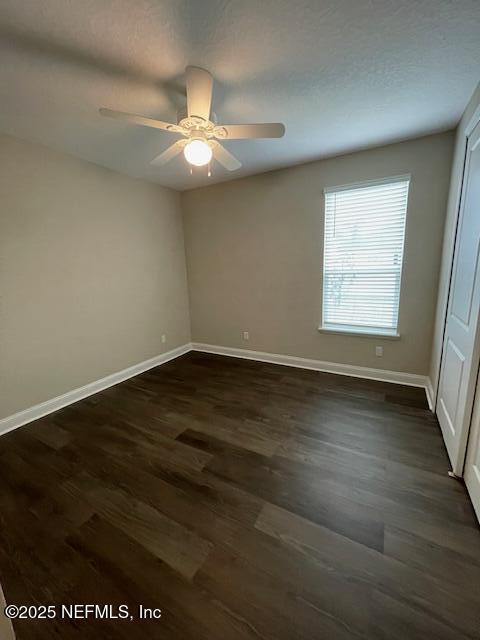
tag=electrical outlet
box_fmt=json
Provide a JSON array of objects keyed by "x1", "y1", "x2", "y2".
[
  {"x1": 161, "y1": 334, "x2": 166, "y2": 344},
  {"x1": 243, "y1": 331, "x2": 249, "y2": 341},
  {"x1": 375, "y1": 345, "x2": 383, "y2": 357}
]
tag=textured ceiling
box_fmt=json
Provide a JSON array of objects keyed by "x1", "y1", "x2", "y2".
[{"x1": 0, "y1": 0, "x2": 479, "y2": 191}]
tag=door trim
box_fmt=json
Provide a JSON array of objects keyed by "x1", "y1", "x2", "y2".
[
  {"x1": 434, "y1": 104, "x2": 480, "y2": 412},
  {"x1": 436, "y1": 112, "x2": 480, "y2": 476}
]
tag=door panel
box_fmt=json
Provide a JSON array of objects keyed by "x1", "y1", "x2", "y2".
[
  {"x1": 438, "y1": 340, "x2": 464, "y2": 436},
  {"x1": 451, "y1": 237, "x2": 480, "y2": 326},
  {"x1": 437, "y1": 120, "x2": 480, "y2": 474}
]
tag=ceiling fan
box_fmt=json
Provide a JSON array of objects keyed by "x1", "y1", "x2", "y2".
[{"x1": 100, "y1": 66, "x2": 285, "y2": 174}]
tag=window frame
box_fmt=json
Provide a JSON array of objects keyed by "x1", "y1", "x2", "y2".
[{"x1": 319, "y1": 174, "x2": 410, "y2": 338}]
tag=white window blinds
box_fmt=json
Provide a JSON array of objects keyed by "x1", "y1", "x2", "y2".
[{"x1": 322, "y1": 176, "x2": 409, "y2": 335}]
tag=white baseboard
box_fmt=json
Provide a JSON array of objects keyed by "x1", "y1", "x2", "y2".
[
  {"x1": 425, "y1": 377, "x2": 435, "y2": 412},
  {"x1": 192, "y1": 342, "x2": 429, "y2": 392},
  {"x1": 0, "y1": 343, "x2": 192, "y2": 437},
  {"x1": 0, "y1": 340, "x2": 432, "y2": 438}
]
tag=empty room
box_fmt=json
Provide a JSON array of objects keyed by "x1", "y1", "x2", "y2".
[{"x1": 1, "y1": 1, "x2": 480, "y2": 638}]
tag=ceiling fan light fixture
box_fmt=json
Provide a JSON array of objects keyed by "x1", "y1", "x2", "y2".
[
  {"x1": 100, "y1": 66, "x2": 285, "y2": 175},
  {"x1": 183, "y1": 139, "x2": 212, "y2": 167}
]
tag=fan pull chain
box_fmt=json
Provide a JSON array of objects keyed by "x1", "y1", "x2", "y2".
[{"x1": 207, "y1": 162, "x2": 211, "y2": 177}]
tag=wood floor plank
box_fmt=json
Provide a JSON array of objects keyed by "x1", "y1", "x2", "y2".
[
  {"x1": 275, "y1": 431, "x2": 387, "y2": 482},
  {"x1": 203, "y1": 435, "x2": 385, "y2": 551},
  {"x1": 167, "y1": 409, "x2": 281, "y2": 456},
  {"x1": 255, "y1": 502, "x2": 480, "y2": 638},
  {"x1": 99, "y1": 420, "x2": 213, "y2": 472},
  {"x1": 383, "y1": 524, "x2": 480, "y2": 591},
  {"x1": 67, "y1": 514, "x2": 260, "y2": 640},
  {"x1": 61, "y1": 440, "x2": 264, "y2": 541},
  {"x1": 65, "y1": 472, "x2": 213, "y2": 580},
  {"x1": 28, "y1": 418, "x2": 72, "y2": 450},
  {"x1": 369, "y1": 590, "x2": 470, "y2": 640},
  {"x1": 196, "y1": 546, "x2": 368, "y2": 640},
  {"x1": 196, "y1": 524, "x2": 373, "y2": 638},
  {"x1": 384, "y1": 506, "x2": 480, "y2": 560}
]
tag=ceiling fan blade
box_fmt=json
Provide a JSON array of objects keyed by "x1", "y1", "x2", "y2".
[
  {"x1": 186, "y1": 66, "x2": 213, "y2": 121},
  {"x1": 99, "y1": 108, "x2": 182, "y2": 133},
  {"x1": 212, "y1": 142, "x2": 242, "y2": 171},
  {"x1": 150, "y1": 140, "x2": 186, "y2": 166},
  {"x1": 215, "y1": 122, "x2": 285, "y2": 139}
]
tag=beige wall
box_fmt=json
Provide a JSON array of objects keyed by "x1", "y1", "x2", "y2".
[
  {"x1": 182, "y1": 132, "x2": 454, "y2": 375},
  {"x1": 0, "y1": 582, "x2": 14, "y2": 640},
  {"x1": 429, "y1": 83, "x2": 480, "y2": 396},
  {"x1": 0, "y1": 134, "x2": 190, "y2": 419}
]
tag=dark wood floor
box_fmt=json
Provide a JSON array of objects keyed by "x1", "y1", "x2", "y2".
[{"x1": 1, "y1": 352, "x2": 479, "y2": 639}]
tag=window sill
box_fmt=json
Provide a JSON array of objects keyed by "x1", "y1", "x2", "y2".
[{"x1": 318, "y1": 326, "x2": 401, "y2": 340}]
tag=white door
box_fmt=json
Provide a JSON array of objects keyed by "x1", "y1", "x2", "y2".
[
  {"x1": 465, "y1": 374, "x2": 480, "y2": 522},
  {"x1": 437, "y1": 120, "x2": 480, "y2": 475}
]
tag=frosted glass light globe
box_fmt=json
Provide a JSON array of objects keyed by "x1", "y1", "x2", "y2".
[{"x1": 183, "y1": 139, "x2": 212, "y2": 166}]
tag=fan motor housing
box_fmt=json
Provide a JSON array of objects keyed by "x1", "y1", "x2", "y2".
[{"x1": 176, "y1": 107, "x2": 218, "y2": 132}]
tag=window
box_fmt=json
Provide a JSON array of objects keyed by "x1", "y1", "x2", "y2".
[{"x1": 321, "y1": 176, "x2": 409, "y2": 336}]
